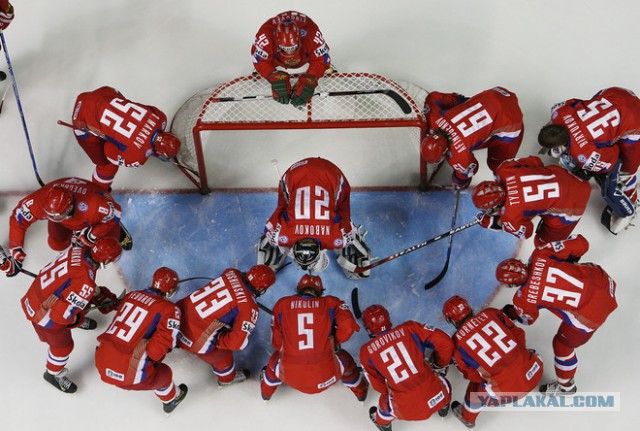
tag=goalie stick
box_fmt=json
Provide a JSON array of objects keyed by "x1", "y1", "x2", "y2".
[
  {"x1": 56, "y1": 120, "x2": 200, "y2": 177},
  {"x1": 424, "y1": 189, "x2": 461, "y2": 290},
  {"x1": 209, "y1": 89, "x2": 412, "y2": 114},
  {"x1": 353, "y1": 217, "x2": 480, "y2": 273}
]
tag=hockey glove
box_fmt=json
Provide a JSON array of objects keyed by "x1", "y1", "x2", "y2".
[
  {"x1": 91, "y1": 286, "x2": 120, "y2": 314},
  {"x1": 291, "y1": 74, "x2": 318, "y2": 107},
  {"x1": 501, "y1": 304, "x2": 522, "y2": 323},
  {"x1": 0, "y1": 3, "x2": 14, "y2": 31},
  {"x1": 0, "y1": 246, "x2": 12, "y2": 273},
  {"x1": 73, "y1": 227, "x2": 97, "y2": 247},
  {"x1": 451, "y1": 171, "x2": 472, "y2": 190},
  {"x1": 267, "y1": 71, "x2": 291, "y2": 104},
  {"x1": 3, "y1": 247, "x2": 25, "y2": 277},
  {"x1": 475, "y1": 211, "x2": 502, "y2": 231}
]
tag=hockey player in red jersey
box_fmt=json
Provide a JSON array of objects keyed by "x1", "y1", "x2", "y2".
[
  {"x1": 360, "y1": 305, "x2": 454, "y2": 431},
  {"x1": 496, "y1": 234, "x2": 617, "y2": 396},
  {"x1": 471, "y1": 155, "x2": 591, "y2": 248},
  {"x1": 69, "y1": 86, "x2": 181, "y2": 189},
  {"x1": 538, "y1": 87, "x2": 640, "y2": 234},
  {"x1": 0, "y1": 1, "x2": 14, "y2": 30},
  {"x1": 257, "y1": 157, "x2": 371, "y2": 279},
  {"x1": 95, "y1": 267, "x2": 188, "y2": 413},
  {"x1": 4, "y1": 177, "x2": 123, "y2": 277},
  {"x1": 421, "y1": 87, "x2": 524, "y2": 189},
  {"x1": 251, "y1": 11, "x2": 332, "y2": 106},
  {"x1": 443, "y1": 295, "x2": 543, "y2": 428},
  {"x1": 260, "y1": 274, "x2": 368, "y2": 401},
  {"x1": 176, "y1": 264, "x2": 275, "y2": 387},
  {"x1": 20, "y1": 237, "x2": 121, "y2": 393}
]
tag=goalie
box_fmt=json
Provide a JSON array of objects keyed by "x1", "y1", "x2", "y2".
[{"x1": 257, "y1": 157, "x2": 371, "y2": 279}]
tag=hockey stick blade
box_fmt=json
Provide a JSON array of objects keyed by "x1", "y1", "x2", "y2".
[
  {"x1": 424, "y1": 190, "x2": 461, "y2": 290},
  {"x1": 354, "y1": 218, "x2": 480, "y2": 273},
  {"x1": 350, "y1": 287, "x2": 362, "y2": 320}
]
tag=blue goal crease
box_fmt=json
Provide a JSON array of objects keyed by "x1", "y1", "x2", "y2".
[{"x1": 113, "y1": 189, "x2": 518, "y2": 370}]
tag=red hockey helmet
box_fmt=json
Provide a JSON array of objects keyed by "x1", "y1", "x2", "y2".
[
  {"x1": 421, "y1": 132, "x2": 448, "y2": 164},
  {"x1": 151, "y1": 266, "x2": 180, "y2": 297},
  {"x1": 362, "y1": 305, "x2": 392, "y2": 337},
  {"x1": 90, "y1": 236, "x2": 122, "y2": 268},
  {"x1": 496, "y1": 258, "x2": 529, "y2": 287},
  {"x1": 44, "y1": 188, "x2": 74, "y2": 221},
  {"x1": 276, "y1": 19, "x2": 301, "y2": 57},
  {"x1": 472, "y1": 181, "x2": 506, "y2": 211},
  {"x1": 246, "y1": 264, "x2": 276, "y2": 296},
  {"x1": 442, "y1": 295, "x2": 473, "y2": 326},
  {"x1": 296, "y1": 274, "x2": 324, "y2": 297},
  {"x1": 153, "y1": 132, "x2": 181, "y2": 160}
]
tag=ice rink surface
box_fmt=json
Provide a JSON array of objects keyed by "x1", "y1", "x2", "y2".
[{"x1": 0, "y1": 1, "x2": 637, "y2": 430}]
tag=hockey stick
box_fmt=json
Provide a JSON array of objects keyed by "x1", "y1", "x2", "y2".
[
  {"x1": 0, "y1": 80, "x2": 10, "y2": 114},
  {"x1": 1, "y1": 33, "x2": 45, "y2": 186},
  {"x1": 56, "y1": 120, "x2": 200, "y2": 177},
  {"x1": 424, "y1": 189, "x2": 461, "y2": 290},
  {"x1": 353, "y1": 217, "x2": 480, "y2": 273},
  {"x1": 84, "y1": 288, "x2": 127, "y2": 313},
  {"x1": 210, "y1": 89, "x2": 412, "y2": 114},
  {"x1": 350, "y1": 287, "x2": 362, "y2": 319}
]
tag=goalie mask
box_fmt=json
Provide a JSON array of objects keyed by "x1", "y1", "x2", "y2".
[
  {"x1": 472, "y1": 181, "x2": 506, "y2": 211},
  {"x1": 362, "y1": 305, "x2": 392, "y2": 337},
  {"x1": 292, "y1": 238, "x2": 323, "y2": 271},
  {"x1": 496, "y1": 258, "x2": 529, "y2": 287},
  {"x1": 443, "y1": 295, "x2": 473, "y2": 327}
]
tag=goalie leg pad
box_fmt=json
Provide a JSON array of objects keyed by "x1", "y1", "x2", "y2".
[{"x1": 257, "y1": 234, "x2": 286, "y2": 271}]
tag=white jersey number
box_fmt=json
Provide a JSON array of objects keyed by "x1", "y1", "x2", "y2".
[
  {"x1": 294, "y1": 186, "x2": 330, "y2": 220},
  {"x1": 100, "y1": 98, "x2": 148, "y2": 139},
  {"x1": 379, "y1": 341, "x2": 419, "y2": 384},
  {"x1": 189, "y1": 277, "x2": 234, "y2": 319},
  {"x1": 105, "y1": 302, "x2": 149, "y2": 343},
  {"x1": 450, "y1": 102, "x2": 494, "y2": 138},
  {"x1": 465, "y1": 321, "x2": 517, "y2": 367}
]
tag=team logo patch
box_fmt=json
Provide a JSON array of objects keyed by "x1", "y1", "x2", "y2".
[
  {"x1": 279, "y1": 235, "x2": 288, "y2": 244},
  {"x1": 334, "y1": 238, "x2": 344, "y2": 247},
  {"x1": 577, "y1": 154, "x2": 587, "y2": 163},
  {"x1": 77, "y1": 201, "x2": 88, "y2": 212}
]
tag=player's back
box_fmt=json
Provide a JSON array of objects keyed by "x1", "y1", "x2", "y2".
[
  {"x1": 597, "y1": 87, "x2": 640, "y2": 139},
  {"x1": 361, "y1": 321, "x2": 438, "y2": 393},
  {"x1": 98, "y1": 289, "x2": 175, "y2": 352},
  {"x1": 454, "y1": 308, "x2": 540, "y2": 392}
]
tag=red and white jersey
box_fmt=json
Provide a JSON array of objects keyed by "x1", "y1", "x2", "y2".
[
  {"x1": 433, "y1": 87, "x2": 523, "y2": 176},
  {"x1": 494, "y1": 156, "x2": 591, "y2": 239},
  {"x1": 453, "y1": 308, "x2": 543, "y2": 394},
  {"x1": 267, "y1": 157, "x2": 352, "y2": 250},
  {"x1": 550, "y1": 87, "x2": 640, "y2": 173},
  {"x1": 20, "y1": 246, "x2": 98, "y2": 329},
  {"x1": 96, "y1": 290, "x2": 181, "y2": 386},
  {"x1": 176, "y1": 268, "x2": 259, "y2": 355},
  {"x1": 9, "y1": 177, "x2": 122, "y2": 250},
  {"x1": 512, "y1": 235, "x2": 617, "y2": 332},
  {"x1": 251, "y1": 11, "x2": 331, "y2": 79},
  {"x1": 72, "y1": 86, "x2": 168, "y2": 169},
  {"x1": 270, "y1": 293, "x2": 359, "y2": 393},
  {"x1": 360, "y1": 321, "x2": 453, "y2": 399}
]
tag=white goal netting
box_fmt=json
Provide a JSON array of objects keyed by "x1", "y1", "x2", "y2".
[{"x1": 171, "y1": 73, "x2": 430, "y2": 193}]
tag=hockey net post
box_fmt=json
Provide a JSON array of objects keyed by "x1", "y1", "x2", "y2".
[{"x1": 171, "y1": 73, "x2": 433, "y2": 193}]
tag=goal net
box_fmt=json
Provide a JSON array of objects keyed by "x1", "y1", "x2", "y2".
[{"x1": 170, "y1": 73, "x2": 432, "y2": 193}]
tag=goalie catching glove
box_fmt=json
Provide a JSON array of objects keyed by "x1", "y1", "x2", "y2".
[
  {"x1": 267, "y1": 71, "x2": 291, "y2": 104},
  {"x1": 336, "y1": 224, "x2": 371, "y2": 280},
  {"x1": 291, "y1": 74, "x2": 318, "y2": 106},
  {"x1": 257, "y1": 232, "x2": 286, "y2": 272}
]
